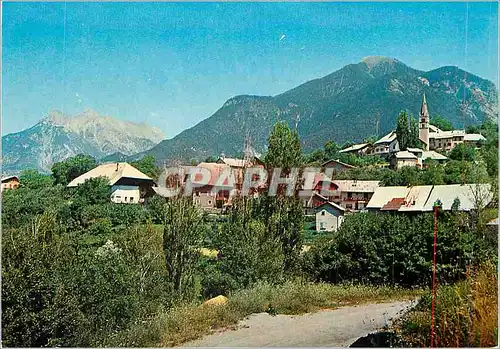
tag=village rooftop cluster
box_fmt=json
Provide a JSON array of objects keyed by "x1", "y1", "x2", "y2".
[{"x1": 0, "y1": 95, "x2": 492, "y2": 234}]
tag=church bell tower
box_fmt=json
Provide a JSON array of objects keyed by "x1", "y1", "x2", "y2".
[{"x1": 419, "y1": 94, "x2": 430, "y2": 151}]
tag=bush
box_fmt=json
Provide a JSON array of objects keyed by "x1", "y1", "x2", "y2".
[{"x1": 304, "y1": 212, "x2": 496, "y2": 287}]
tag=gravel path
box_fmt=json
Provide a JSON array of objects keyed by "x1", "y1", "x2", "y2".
[{"x1": 182, "y1": 300, "x2": 416, "y2": 347}]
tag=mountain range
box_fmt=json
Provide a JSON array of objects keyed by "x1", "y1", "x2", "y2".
[
  {"x1": 2, "y1": 110, "x2": 164, "y2": 173},
  {"x1": 134, "y1": 56, "x2": 498, "y2": 165},
  {"x1": 2, "y1": 56, "x2": 498, "y2": 173}
]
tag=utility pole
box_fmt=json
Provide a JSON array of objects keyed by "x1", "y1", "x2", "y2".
[{"x1": 430, "y1": 199, "x2": 442, "y2": 348}]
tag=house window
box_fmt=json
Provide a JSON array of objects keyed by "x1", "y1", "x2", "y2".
[
  {"x1": 208, "y1": 200, "x2": 212, "y2": 205},
  {"x1": 321, "y1": 210, "x2": 325, "y2": 216},
  {"x1": 347, "y1": 192, "x2": 352, "y2": 200},
  {"x1": 196, "y1": 192, "x2": 200, "y2": 196},
  {"x1": 130, "y1": 197, "x2": 134, "y2": 202},
  {"x1": 320, "y1": 222, "x2": 325, "y2": 230}
]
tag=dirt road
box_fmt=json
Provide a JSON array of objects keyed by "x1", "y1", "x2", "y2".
[{"x1": 182, "y1": 300, "x2": 416, "y2": 347}]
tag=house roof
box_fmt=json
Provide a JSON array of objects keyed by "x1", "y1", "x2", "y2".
[
  {"x1": 315, "y1": 201, "x2": 345, "y2": 212},
  {"x1": 464, "y1": 133, "x2": 487, "y2": 142},
  {"x1": 381, "y1": 197, "x2": 406, "y2": 211},
  {"x1": 366, "y1": 186, "x2": 410, "y2": 209},
  {"x1": 368, "y1": 184, "x2": 492, "y2": 212},
  {"x1": 429, "y1": 124, "x2": 441, "y2": 133},
  {"x1": 407, "y1": 148, "x2": 423, "y2": 153},
  {"x1": 429, "y1": 130, "x2": 465, "y2": 139},
  {"x1": 321, "y1": 159, "x2": 355, "y2": 169},
  {"x1": 332, "y1": 180, "x2": 380, "y2": 193},
  {"x1": 216, "y1": 157, "x2": 246, "y2": 168},
  {"x1": 422, "y1": 151, "x2": 448, "y2": 161},
  {"x1": 216, "y1": 156, "x2": 265, "y2": 168},
  {"x1": 67, "y1": 163, "x2": 153, "y2": 187},
  {"x1": 421, "y1": 184, "x2": 492, "y2": 212},
  {"x1": 1, "y1": 175, "x2": 19, "y2": 183},
  {"x1": 191, "y1": 162, "x2": 237, "y2": 187},
  {"x1": 393, "y1": 151, "x2": 418, "y2": 159},
  {"x1": 398, "y1": 185, "x2": 434, "y2": 212},
  {"x1": 339, "y1": 143, "x2": 369, "y2": 153},
  {"x1": 375, "y1": 131, "x2": 397, "y2": 145}
]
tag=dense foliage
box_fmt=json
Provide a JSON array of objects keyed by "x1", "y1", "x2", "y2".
[
  {"x1": 303, "y1": 212, "x2": 496, "y2": 287},
  {"x1": 51, "y1": 154, "x2": 97, "y2": 185}
]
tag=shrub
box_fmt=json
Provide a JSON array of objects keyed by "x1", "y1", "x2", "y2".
[{"x1": 304, "y1": 212, "x2": 496, "y2": 287}]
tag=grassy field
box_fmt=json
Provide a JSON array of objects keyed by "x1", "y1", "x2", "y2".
[{"x1": 106, "y1": 280, "x2": 423, "y2": 347}]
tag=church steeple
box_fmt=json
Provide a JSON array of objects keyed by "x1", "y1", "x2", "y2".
[{"x1": 419, "y1": 94, "x2": 430, "y2": 151}]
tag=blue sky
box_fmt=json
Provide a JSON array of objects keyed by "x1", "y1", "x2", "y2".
[{"x1": 2, "y1": 2, "x2": 498, "y2": 137}]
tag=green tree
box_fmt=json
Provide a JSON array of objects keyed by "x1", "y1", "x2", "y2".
[
  {"x1": 261, "y1": 122, "x2": 305, "y2": 274},
  {"x1": 162, "y1": 198, "x2": 204, "y2": 300},
  {"x1": 396, "y1": 111, "x2": 420, "y2": 150},
  {"x1": 19, "y1": 169, "x2": 54, "y2": 189},
  {"x1": 206, "y1": 198, "x2": 284, "y2": 294},
  {"x1": 51, "y1": 154, "x2": 97, "y2": 185},
  {"x1": 421, "y1": 161, "x2": 445, "y2": 185},
  {"x1": 131, "y1": 155, "x2": 160, "y2": 179},
  {"x1": 448, "y1": 143, "x2": 477, "y2": 162},
  {"x1": 204, "y1": 155, "x2": 219, "y2": 163},
  {"x1": 306, "y1": 149, "x2": 325, "y2": 164},
  {"x1": 430, "y1": 115, "x2": 454, "y2": 131},
  {"x1": 264, "y1": 121, "x2": 303, "y2": 168},
  {"x1": 72, "y1": 177, "x2": 112, "y2": 205},
  {"x1": 324, "y1": 140, "x2": 340, "y2": 160}
]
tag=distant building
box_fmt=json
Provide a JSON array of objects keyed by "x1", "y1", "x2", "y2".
[
  {"x1": 321, "y1": 159, "x2": 355, "y2": 174},
  {"x1": 372, "y1": 131, "x2": 400, "y2": 157},
  {"x1": 306, "y1": 177, "x2": 379, "y2": 213},
  {"x1": 1, "y1": 176, "x2": 19, "y2": 192},
  {"x1": 390, "y1": 151, "x2": 418, "y2": 169},
  {"x1": 315, "y1": 201, "x2": 345, "y2": 232},
  {"x1": 67, "y1": 162, "x2": 155, "y2": 204},
  {"x1": 332, "y1": 180, "x2": 380, "y2": 211}
]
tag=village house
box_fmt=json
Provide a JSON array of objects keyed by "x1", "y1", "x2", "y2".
[
  {"x1": 390, "y1": 151, "x2": 418, "y2": 169},
  {"x1": 315, "y1": 201, "x2": 345, "y2": 232},
  {"x1": 338, "y1": 143, "x2": 371, "y2": 156},
  {"x1": 371, "y1": 131, "x2": 400, "y2": 157},
  {"x1": 189, "y1": 162, "x2": 237, "y2": 211},
  {"x1": 405, "y1": 148, "x2": 448, "y2": 167},
  {"x1": 321, "y1": 159, "x2": 355, "y2": 174},
  {"x1": 1, "y1": 175, "x2": 19, "y2": 192},
  {"x1": 366, "y1": 184, "x2": 492, "y2": 213},
  {"x1": 67, "y1": 162, "x2": 155, "y2": 204},
  {"x1": 333, "y1": 180, "x2": 380, "y2": 211}
]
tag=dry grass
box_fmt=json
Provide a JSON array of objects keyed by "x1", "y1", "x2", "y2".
[
  {"x1": 395, "y1": 262, "x2": 498, "y2": 347},
  {"x1": 107, "y1": 280, "x2": 422, "y2": 347}
]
